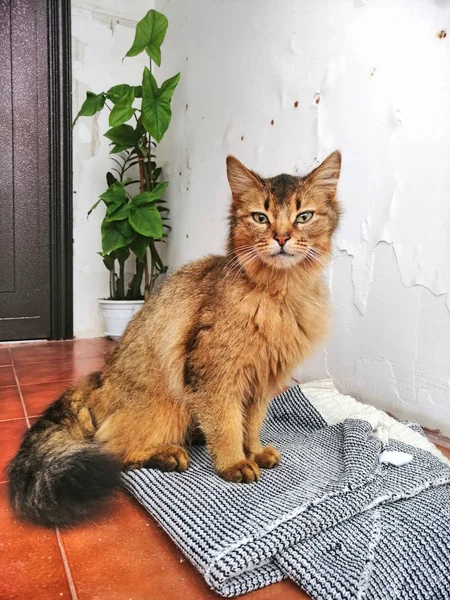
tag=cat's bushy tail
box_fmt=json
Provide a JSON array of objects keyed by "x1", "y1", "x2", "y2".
[{"x1": 7, "y1": 374, "x2": 121, "y2": 528}]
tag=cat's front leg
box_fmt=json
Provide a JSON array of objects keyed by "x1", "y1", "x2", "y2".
[
  {"x1": 244, "y1": 396, "x2": 281, "y2": 469},
  {"x1": 192, "y1": 395, "x2": 260, "y2": 483}
]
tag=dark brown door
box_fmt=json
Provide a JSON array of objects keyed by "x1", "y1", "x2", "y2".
[{"x1": 0, "y1": 0, "x2": 72, "y2": 341}]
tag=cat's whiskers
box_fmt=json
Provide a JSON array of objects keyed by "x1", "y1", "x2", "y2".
[
  {"x1": 306, "y1": 251, "x2": 325, "y2": 267},
  {"x1": 235, "y1": 250, "x2": 261, "y2": 273},
  {"x1": 306, "y1": 254, "x2": 325, "y2": 269},
  {"x1": 301, "y1": 251, "x2": 326, "y2": 276},
  {"x1": 223, "y1": 246, "x2": 256, "y2": 276},
  {"x1": 225, "y1": 248, "x2": 260, "y2": 278},
  {"x1": 223, "y1": 246, "x2": 255, "y2": 266},
  {"x1": 306, "y1": 247, "x2": 329, "y2": 268},
  {"x1": 309, "y1": 246, "x2": 329, "y2": 260},
  {"x1": 231, "y1": 250, "x2": 262, "y2": 280}
]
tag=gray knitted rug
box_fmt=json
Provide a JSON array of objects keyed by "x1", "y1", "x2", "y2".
[{"x1": 122, "y1": 380, "x2": 450, "y2": 599}]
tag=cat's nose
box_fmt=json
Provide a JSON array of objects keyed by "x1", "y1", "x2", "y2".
[{"x1": 274, "y1": 234, "x2": 291, "y2": 247}]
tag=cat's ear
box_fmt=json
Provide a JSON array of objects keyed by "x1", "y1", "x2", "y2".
[
  {"x1": 303, "y1": 151, "x2": 341, "y2": 200},
  {"x1": 226, "y1": 156, "x2": 263, "y2": 197}
]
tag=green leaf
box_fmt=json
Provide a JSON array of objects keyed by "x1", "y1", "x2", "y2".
[
  {"x1": 130, "y1": 235, "x2": 151, "y2": 260},
  {"x1": 129, "y1": 204, "x2": 163, "y2": 238},
  {"x1": 99, "y1": 182, "x2": 127, "y2": 205},
  {"x1": 141, "y1": 68, "x2": 180, "y2": 142},
  {"x1": 132, "y1": 193, "x2": 158, "y2": 207},
  {"x1": 106, "y1": 172, "x2": 118, "y2": 187},
  {"x1": 149, "y1": 181, "x2": 169, "y2": 198},
  {"x1": 134, "y1": 85, "x2": 143, "y2": 98},
  {"x1": 110, "y1": 144, "x2": 130, "y2": 154},
  {"x1": 109, "y1": 88, "x2": 136, "y2": 127},
  {"x1": 101, "y1": 252, "x2": 115, "y2": 271},
  {"x1": 73, "y1": 91, "x2": 105, "y2": 125},
  {"x1": 104, "y1": 124, "x2": 138, "y2": 149},
  {"x1": 125, "y1": 10, "x2": 168, "y2": 66},
  {"x1": 115, "y1": 246, "x2": 130, "y2": 264},
  {"x1": 106, "y1": 203, "x2": 131, "y2": 221},
  {"x1": 152, "y1": 167, "x2": 162, "y2": 181},
  {"x1": 131, "y1": 183, "x2": 168, "y2": 207},
  {"x1": 160, "y1": 73, "x2": 181, "y2": 99},
  {"x1": 87, "y1": 198, "x2": 102, "y2": 218},
  {"x1": 101, "y1": 220, "x2": 133, "y2": 255},
  {"x1": 116, "y1": 219, "x2": 134, "y2": 238},
  {"x1": 106, "y1": 84, "x2": 132, "y2": 103},
  {"x1": 123, "y1": 160, "x2": 140, "y2": 174}
]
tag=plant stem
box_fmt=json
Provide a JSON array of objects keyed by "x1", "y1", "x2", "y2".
[
  {"x1": 118, "y1": 262, "x2": 125, "y2": 299},
  {"x1": 110, "y1": 266, "x2": 115, "y2": 299},
  {"x1": 148, "y1": 239, "x2": 166, "y2": 295},
  {"x1": 119, "y1": 151, "x2": 129, "y2": 182},
  {"x1": 149, "y1": 239, "x2": 164, "y2": 270},
  {"x1": 138, "y1": 148, "x2": 152, "y2": 298},
  {"x1": 130, "y1": 258, "x2": 145, "y2": 299},
  {"x1": 138, "y1": 153, "x2": 146, "y2": 192},
  {"x1": 144, "y1": 252, "x2": 149, "y2": 288}
]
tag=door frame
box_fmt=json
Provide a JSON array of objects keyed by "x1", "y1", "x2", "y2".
[{"x1": 48, "y1": 0, "x2": 73, "y2": 339}]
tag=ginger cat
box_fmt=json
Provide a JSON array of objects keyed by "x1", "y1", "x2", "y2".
[{"x1": 8, "y1": 151, "x2": 341, "y2": 527}]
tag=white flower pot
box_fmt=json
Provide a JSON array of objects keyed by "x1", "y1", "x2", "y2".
[{"x1": 99, "y1": 299, "x2": 145, "y2": 341}]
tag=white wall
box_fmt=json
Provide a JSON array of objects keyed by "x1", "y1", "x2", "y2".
[
  {"x1": 154, "y1": 0, "x2": 450, "y2": 435},
  {"x1": 72, "y1": 0, "x2": 153, "y2": 338}
]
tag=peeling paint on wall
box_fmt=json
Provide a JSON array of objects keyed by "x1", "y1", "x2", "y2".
[
  {"x1": 301, "y1": 243, "x2": 450, "y2": 435},
  {"x1": 154, "y1": 0, "x2": 450, "y2": 434}
]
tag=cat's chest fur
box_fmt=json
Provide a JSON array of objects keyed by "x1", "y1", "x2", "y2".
[{"x1": 238, "y1": 278, "x2": 329, "y2": 390}]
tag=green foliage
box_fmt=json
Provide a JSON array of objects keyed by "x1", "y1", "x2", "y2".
[
  {"x1": 104, "y1": 125, "x2": 139, "y2": 150},
  {"x1": 130, "y1": 235, "x2": 151, "y2": 260},
  {"x1": 132, "y1": 182, "x2": 168, "y2": 205},
  {"x1": 106, "y1": 84, "x2": 132, "y2": 103},
  {"x1": 73, "y1": 8, "x2": 179, "y2": 300},
  {"x1": 142, "y1": 69, "x2": 180, "y2": 142},
  {"x1": 125, "y1": 9, "x2": 168, "y2": 66},
  {"x1": 100, "y1": 182, "x2": 127, "y2": 204},
  {"x1": 73, "y1": 92, "x2": 105, "y2": 125},
  {"x1": 109, "y1": 88, "x2": 135, "y2": 127},
  {"x1": 101, "y1": 219, "x2": 133, "y2": 255},
  {"x1": 129, "y1": 204, "x2": 163, "y2": 238}
]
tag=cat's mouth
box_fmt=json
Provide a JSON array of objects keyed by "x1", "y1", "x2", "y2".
[
  {"x1": 270, "y1": 247, "x2": 296, "y2": 259},
  {"x1": 266, "y1": 249, "x2": 303, "y2": 269}
]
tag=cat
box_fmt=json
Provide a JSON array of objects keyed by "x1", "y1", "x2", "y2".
[{"x1": 8, "y1": 151, "x2": 341, "y2": 527}]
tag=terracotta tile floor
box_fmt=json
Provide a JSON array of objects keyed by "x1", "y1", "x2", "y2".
[
  {"x1": 0, "y1": 339, "x2": 307, "y2": 600},
  {"x1": 2, "y1": 340, "x2": 450, "y2": 600}
]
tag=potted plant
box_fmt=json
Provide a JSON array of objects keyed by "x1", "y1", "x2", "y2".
[{"x1": 73, "y1": 9, "x2": 180, "y2": 340}]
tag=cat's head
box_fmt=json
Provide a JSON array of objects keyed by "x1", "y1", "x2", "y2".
[{"x1": 226, "y1": 152, "x2": 341, "y2": 272}]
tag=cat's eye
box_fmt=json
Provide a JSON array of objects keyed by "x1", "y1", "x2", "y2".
[
  {"x1": 252, "y1": 212, "x2": 269, "y2": 224},
  {"x1": 295, "y1": 211, "x2": 314, "y2": 224}
]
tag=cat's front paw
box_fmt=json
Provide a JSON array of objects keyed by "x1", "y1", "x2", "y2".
[
  {"x1": 252, "y1": 445, "x2": 281, "y2": 469},
  {"x1": 219, "y1": 459, "x2": 260, "y2": 483}
]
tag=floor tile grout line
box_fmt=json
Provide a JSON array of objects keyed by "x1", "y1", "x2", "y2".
[
  {"x1": 0, "y1": 416, "x2": 30, "y2": 423},
  {"x1": 8, "y1": 348, "x2": 30, "y2": 428},
  {"x1": 10, "y1": 341, "x2": 81, "y2": 600},
  {"x1": 10, "y1": 356, "x2": 110, "y2": 366},
  {"x1": 17, "y1": 379, "x2": 75, "y2": 388},
  {"x1": 56, "y1": 527, "x2": 79, "y2": 600}
]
